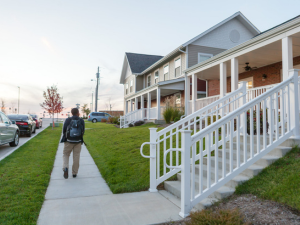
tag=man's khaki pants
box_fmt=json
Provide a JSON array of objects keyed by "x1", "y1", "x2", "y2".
[{"x1": 63, "y1": 142, "x2": 82, "y2": 175}]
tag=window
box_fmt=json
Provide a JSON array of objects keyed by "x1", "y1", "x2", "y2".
[
  {"x1": 147, "y1": 75, "x2": 151, "y2": 87},
  {"x1": 125, "y1": 82, "x2": 129, "y2": 95},
  {"x1": 198, "y1": 53, "x2": 213, "y2": 63},
  {"x1": 175, "y1": 58, "x2": 181, "y2": 77},
  {"x1": 130, "y1": 80, "x2": 133, "y2": 92},
  {"x1": 164, "y1": 65, "x2": 169, "y2": 81},
  {"x1": 239, "y1": 77, "x2": 253, "y2": 89},
  {"x1": 155, "y1": 71, "x2": 159, "y2": 83},
  {"x1": 175, "y1": 93, "x2": 181, "y2": 107}
]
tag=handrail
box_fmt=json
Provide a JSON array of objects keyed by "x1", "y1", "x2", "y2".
[
  {"x1": 195, "y1": 94, "x2": 220, "y2": 101},
  {"x1": 191, "y1": 76, "x2": 293, "y2": 142},
  {"x1": 157, "y1": 84, "x2": 245, "y2": 135},
  {"x1": 164, "y1": 148, "x2": 182, "y2": 169},
  {"x1": 140, "y1": 142, "x2": 156, "y2": 158}
]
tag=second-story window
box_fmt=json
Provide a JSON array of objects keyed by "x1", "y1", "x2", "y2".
[
  {"x1": 130, "y1": 79, "x2": 133, "y2": 92},
  {"x1": 175, "y1": 58, "x2": 181, "y2": 77},
  {"x1": 164, "y1": 65, "x2": 169, "y2": 81},
  {"x1": 198, "y1": 53, "x2": 213, "y2": 63},
  {"x1": 155, "y1": 71, "x2": 159, "y2": 83},
  {"x1": 147, "y1": 75, "x2": 151, "y2": 87},
  {"x1": 125, "y1": 82, "x2": 128, "y2": 95}
]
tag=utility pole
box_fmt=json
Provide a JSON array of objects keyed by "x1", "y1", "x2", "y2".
[
  {"x1": 92, "y1": 92, "x2": 94, "y2": 112},
  {"x1": 17, "y1": 86, "x2": 20, "y2": 114},
  {"x1": 95, "y1": 67, "x2": 100, "y2": 112},
  {"x1": 110, "y1": 104, "x2": 112, "y2": 112}
]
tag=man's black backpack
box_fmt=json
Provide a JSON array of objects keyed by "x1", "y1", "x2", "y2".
[{"x1": 66, "y1": 119, "x2": 83, "y2": 143}]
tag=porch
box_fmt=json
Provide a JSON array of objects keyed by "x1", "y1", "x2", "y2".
[
  {"x1": 122, "y1": 78, "x2": 185, "y2": 127},
  {"x1": 186, "y1": 22, "x2": 300, "y2": 115}
]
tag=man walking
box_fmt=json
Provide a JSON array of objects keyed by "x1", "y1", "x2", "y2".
[{"x1": 60, "y1": 108, "x2": 85, "y2": 179}]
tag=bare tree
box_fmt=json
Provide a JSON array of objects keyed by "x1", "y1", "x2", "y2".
[
  {"x1": 105, "y1": 97, "x2": 114, "y2": 112},
  {"x1": 1, "y1": 99, "x2": 6, "y2": 114}
]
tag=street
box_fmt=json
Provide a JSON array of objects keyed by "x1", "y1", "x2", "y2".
[{"x1": 0, "y1": 118, "x2": 55, "y2": 161}]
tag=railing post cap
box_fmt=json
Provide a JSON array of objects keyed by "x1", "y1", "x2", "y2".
[
  {"x1": 149, "y1": 128, "x2": 158, "y2": 131},
  {"x1": 180, "y1": 130, "x2": 193, "y2": 134}
]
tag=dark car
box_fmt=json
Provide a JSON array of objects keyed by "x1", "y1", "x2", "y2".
[
  {"x1": 30, "y1": 114, "x2": 42, "y2": 129},
  {"x1": 7, "y1": 114, "x2": 36, "y2": 137},
  {"x1": 0, "y1": 112, "x2": 19, "y2": 147}
]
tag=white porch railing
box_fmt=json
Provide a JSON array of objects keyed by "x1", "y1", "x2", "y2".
[
  {"x1": 166, "y1": 70, "x2": 299, "y2": 217},
  {"x1": 195, "y1": 95, "x2": 220, "y2": 112},
  {"x1": 140, "y1": 82, "x2": 248, "y2": 192},
  {"x1": 119, "y1": 108, "x2": 147, "y2": 128}
]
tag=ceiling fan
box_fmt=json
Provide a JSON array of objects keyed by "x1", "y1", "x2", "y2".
[{"x1": 244, "y1": 62, "x2": 257, "y2": 72}]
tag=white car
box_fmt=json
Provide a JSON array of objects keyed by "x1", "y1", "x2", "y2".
[{"x1": 0, "y1": 112, "x2": 20, "y2": 147}]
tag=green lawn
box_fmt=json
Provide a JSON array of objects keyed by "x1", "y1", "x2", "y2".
[
  {"x1": 0, "y1": 125, "x2": 62, "y2": 225},
  {"x1": 235, "y1": 146, "x2": 300, "y2": 211}
]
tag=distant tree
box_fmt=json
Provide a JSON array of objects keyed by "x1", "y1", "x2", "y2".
[
  {"x1": 81, "y1": 104, "x2": 91, "y2": 117},
  {"x1": 40, "y1": 85, "x2": 63, "y2": 129},
  {"x1": 1, "y1": 99, "x2": 6, "y2": 114}
]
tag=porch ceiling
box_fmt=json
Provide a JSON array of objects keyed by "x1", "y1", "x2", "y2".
[{"x1": 195, "y1": 31, "x2": 300, "y2": 80}]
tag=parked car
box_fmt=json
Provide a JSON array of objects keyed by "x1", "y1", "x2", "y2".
[
  {"x1": 30, "y1": 114, "x2": 42, "y2": 129},
  {"x1": 0, "y1": 112, "x2": 19, "y2": 147},
  {"x1": 88, "y1": 112, "x2": 112, "y2": 123},
  {"x1": 7, "y1": 114, "x2": 36, "y2": 137}
]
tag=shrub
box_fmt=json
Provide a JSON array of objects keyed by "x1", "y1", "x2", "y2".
[
  {"x1": 117, "y1": 122, "x2": 120, "y2": 125},
  {"x1": 113, "y1": 117, "x2": 120, "y2": 124},
  {"x1": 186, "y1": 208, "x2": 246, "y2": 225},
  {"x1": 128, "y1": 123, "x2": 133, "y2": 127},
  {"x1": 174, "y1": 117, "x2": 180, "y2": 122},
  {"x1": 163, "y1": 107, "x2": 174, "y2": 124},
  {"x1": 107, "y1": 117, "x2": 113, "y2": 123},
  {"x1": 101, "y1": 118, "x2": 107, "y2": 123},
  {"x1": 134, "y1": 121, "x2": 144, "y2": 126},
  {"x1": 172, "y1": 108, "x2": 184, "y2": 121}
]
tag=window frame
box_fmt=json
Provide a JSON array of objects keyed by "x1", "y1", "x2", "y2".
[
  {"x1": 198, "y1": 52, "x2": 213, "y2": 64},
  {"x1": 163, "y1": 63, "x2": 169, "y2": 81},
  {"x1": 154, "y1": 70, "x2": 159, "y2": 84},
  {"x1": 125, "y1": 82, "x2": 129, "y2": 95},
  {"x1": 147, "y1": 74, "x2": 151, "y2": 87},
  {"x1": 174, "y1": 57, "x2": 181, "y2": 78}
]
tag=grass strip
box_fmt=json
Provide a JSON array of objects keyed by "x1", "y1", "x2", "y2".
[
  {"x1": 235, "y1": 146, "x2": 300, "y2": 211},
  {"x1": 0, "y1": 125, "x2": 62, "y2": 225}
]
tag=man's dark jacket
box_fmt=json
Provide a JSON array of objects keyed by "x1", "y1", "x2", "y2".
[{"x1": 60, "y1": 115, "x2": 85, "y2": 144}]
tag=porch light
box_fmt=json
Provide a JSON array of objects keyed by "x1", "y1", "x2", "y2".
[{"x1": 262, "y1": 74, "x2": 267, "y2": 81}]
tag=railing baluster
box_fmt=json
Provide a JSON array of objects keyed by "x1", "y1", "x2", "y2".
[
  {"x1": 191, "y1": 143, "x2": 196, "y2": 199},
  {"x1": 230, "y1": 119, "x2": 233, "y2": 173},
  {"x1": 222, "y1": 124, "x2": 226, "y2": 178},
  {"x1": 263, "y1": 99, "x2": 267, "y2": 149},
  {"x1": 243, "y1": 111, "x2": 247, "y2": 164},
  {"x1": 281, "y1": 88, "x2": 285, "y2": 135},
  {"x1": 176, "y1": 128, "x2": 179, "y2": 166},
  {"x1": 157, "y1": 142, "x2": 160, "y2": 178},
  {"x1": 207, "y1": 133, "x2": 211, "y2": 189},
  {"x1": 250, "y1": 107, "x2": 254, "y2": 158},
  {"x1": 170, "y1": 131, "x2": 173, "y2": 168},
  {"x1": 200, "y1": 138, "x2": 203, "y2": 194},
  {"x1": 164, "y1": 133, "x2": 166, "y2": 175},
  {"x1": 256, "y1": 103, "x2": 260, "y2": 154},
  {"x1": 215, "y1": 129, "x2": 218, "y2": 184},
  {"x1": 237, "y1": 115, "x2": 240, "y2": 167},
  {"x1": 269, "y1": 95, "x2": 274, "y2": 145},
  {"x1": 287, "y1": 85, "x2": 291, "y2": 132},
  {"x1": 274, "y1": 92, "x2": 279, "y2": 141}
]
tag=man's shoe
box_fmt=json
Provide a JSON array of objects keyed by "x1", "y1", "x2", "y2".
[
  {"x1": 63, "y1": 167, "x2": 68, "y2": 179},
  {"x1": 73, "y1": 174, "x2": 77, "y2": 178}
]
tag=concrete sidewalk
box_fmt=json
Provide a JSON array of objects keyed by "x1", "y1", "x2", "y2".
[{"x1": 38, "y1": 142, "x2": 182, "y2": 225}]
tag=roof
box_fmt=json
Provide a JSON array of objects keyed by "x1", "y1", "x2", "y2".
[
  {"x1": 125, "y1": 52, "x2": 163, "y2": 74},
  {"x1": 182, "y1": 11, "x2": 260, "y2": 47}
]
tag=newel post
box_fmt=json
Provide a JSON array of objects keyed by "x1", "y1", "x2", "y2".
[
  {"x1": 289, "y1": 69, "x2": 300, "y2": 137},
  {"x1": 179, "y1": 130, "x2": 192, "y2": 218},
  {"x1": 149, "y1": 128, "x2": 158, "y2": 192}
]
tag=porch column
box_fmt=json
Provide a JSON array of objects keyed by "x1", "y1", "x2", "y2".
[
  {"x1": 147, "y1": 92, "x2": 151, "y2": 120},
  {"x1": 220, "y1": 62, "x2": 227, "y2": 97},
  {"x1": 282, "y1": 36, "x2": 293, "y2": 81},
  {"x1": 141, "y1": 95, "x2": 144, "y2": 109},
  {"x1": 125, "y1": 101, "x2": 128, "y2": 114},
  {"x1": 184, "y1": 74, "x2": 190, "y2": 115},
  {"x1": 130, "y1": 99, "x2": 133, "y2": 112},
  {"x1": 192, "y1": 74, "x2": 197, "y2": 113},
  {"x1": 157, "y1": 88, "x2": 161, "y2": 120},
  {"x1": 135, "y1": 97, "x2": 138, "y2": 110},
  {"x1": 231, "y1": 57, "x2": 239, "y2": 92}
]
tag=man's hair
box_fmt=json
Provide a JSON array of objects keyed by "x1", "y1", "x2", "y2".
[{"x1": 71, "y1": 108, "x2": 79, "y2": 116}]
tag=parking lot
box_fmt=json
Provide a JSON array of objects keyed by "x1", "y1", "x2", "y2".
[{"x1": 0, "y1": 118, "x2": 55, "y2": 161}]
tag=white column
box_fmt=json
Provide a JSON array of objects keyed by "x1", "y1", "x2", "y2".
[
  {"x1": 220, "y1": 62, "x2": 227, "y2": 97},
  {"x1": 125, "y1": 101, "x2": 128, "y2": 114},
  {"x1": 135, "y1": 97, "x2": 138, "y2": 110},
  {"x1": 157, "y1": 88, "x2": 161, "y2": 120},
  {"x1": 141, "y1": 95, "x2": 144, "y2": 109},
  {"x1": 192, "y1": 74, "x2": 197, "y2": 112},
  {"x1": 130, "y1": 99, "x2": 133, "y2": 112},
  {"x1": 184, "y1": 74, "x2": 190, "y2": 116},
  {"x1": 282, "y1": 36, "x2": 293, "y2": 81},
  {"x1": 147, "y1": 92, "x2": 151, "y2": 120},
  {"x1": 149, "y1": 128, "x2": 158, "y2": 192},
  {"x1": 231, "y1": 58, "x2": 238, "y2": 92}
]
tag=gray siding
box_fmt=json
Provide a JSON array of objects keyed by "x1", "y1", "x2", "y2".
[
  {"x1": 136, "y1": 75, "x2": 144, "y2": 92},
  {"x1": 188, "y1": 45, "x2": 226, "y2": 68}
]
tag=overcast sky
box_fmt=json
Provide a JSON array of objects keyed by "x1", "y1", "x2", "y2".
[{"x1": 0, "y1": 0, "x2": 299, "y2": 116}]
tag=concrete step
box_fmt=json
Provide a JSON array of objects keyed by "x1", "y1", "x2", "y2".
[
  {"x1": 164, "y1": 180, "x2": 235, "y2": 201},
  {"x1": 177, "y1": 170, "x2": 250, "y2": 189}
]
